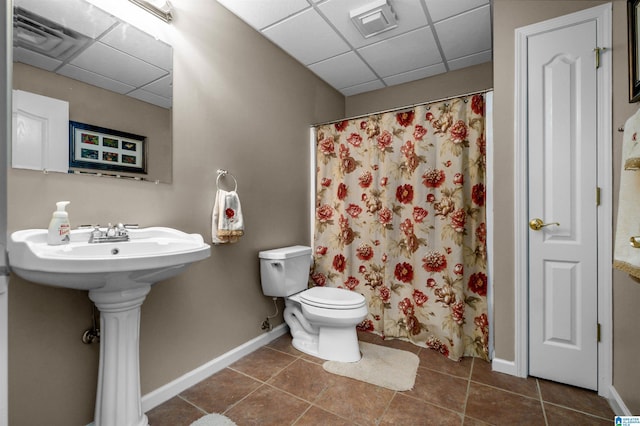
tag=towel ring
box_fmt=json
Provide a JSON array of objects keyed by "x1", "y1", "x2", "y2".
[{"x1": 216, "y1": 169, "x2": 238, "y2": 192}]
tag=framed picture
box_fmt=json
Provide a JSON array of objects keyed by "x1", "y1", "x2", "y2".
[
  {"x1": 629, "y1": 0, "x2": 640, "y2": 102},
  {"x1": 69, "y1": 121, "x2": 147, "y2": 174}
]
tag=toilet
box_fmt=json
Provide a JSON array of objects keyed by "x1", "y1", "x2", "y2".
[{"x1": 259, "y1": 245, "x2": 368, "y2": 362}]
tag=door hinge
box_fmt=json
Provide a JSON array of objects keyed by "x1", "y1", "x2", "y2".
[
  {"x1": 596, "y1": 187, "x2": 601, "y2": 206},
  {"x1": 594, "y1": 47, "x2": 606, "y2": 69},
  {"x1": 597, "y1": 323, "x2": 601, "y2": 342}
]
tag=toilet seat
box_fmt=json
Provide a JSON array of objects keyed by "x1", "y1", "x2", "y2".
[{"x1": 297, "y1": 287, "x2": 365, "y2": 310}]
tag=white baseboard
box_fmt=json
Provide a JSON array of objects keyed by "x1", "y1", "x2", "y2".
[
  {"x1": 608, "y1": 385, "x2": 632, "y2": 416},
  {"x1": 491, "y1": 357, "x2": 521, "y2": 377},
  {"x1": 141, "y1": 324, "x2": 288, "y2": 412}
]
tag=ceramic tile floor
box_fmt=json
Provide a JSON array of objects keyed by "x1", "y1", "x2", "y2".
[{"x1": 147, "y1": 332, "x2": 615, "y2": 425}]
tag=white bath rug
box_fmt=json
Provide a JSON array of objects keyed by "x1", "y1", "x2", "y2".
[
  {"x1": 322, "y1": 342, "x2": 419, "y2": 391},
  {"x1": 190, "y1": 413, "x2": 237, "y2": 426}
]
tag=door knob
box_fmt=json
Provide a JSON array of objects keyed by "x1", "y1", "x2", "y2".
[{"x1": 529, "y1": 218, "x2": 560, "y2": 231}]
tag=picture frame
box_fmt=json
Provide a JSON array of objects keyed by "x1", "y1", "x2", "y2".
[
  {"x1": 629, "y1": 0, "x2": 640, "y2": 102},
  {"x1": 69, "y1": 121, "x2": 147, "y2": 174}
]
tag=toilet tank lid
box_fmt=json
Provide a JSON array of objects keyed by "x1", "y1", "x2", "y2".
[{"x1": 259, "y1": 245, "x2": 312, "y2": 259}]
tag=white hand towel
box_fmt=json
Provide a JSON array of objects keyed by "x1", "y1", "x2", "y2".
[
  {"x1": 614, "y1": 107, "x2": 640, "y2": 279},
  {"x1": 212, "y1": 189, "x2": 244, "y2": 244}
]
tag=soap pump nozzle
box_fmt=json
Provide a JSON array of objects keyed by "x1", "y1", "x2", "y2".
[{"x1": 54, "y1": 201, "x2": 70, "y2": 216}]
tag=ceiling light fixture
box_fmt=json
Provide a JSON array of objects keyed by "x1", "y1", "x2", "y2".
[
  {"x1": 350, "y1": 0, "x2": 397, "y2": 39},
  {"x1": 128, "y1": 0, "x2": 173, "y2": 23}
]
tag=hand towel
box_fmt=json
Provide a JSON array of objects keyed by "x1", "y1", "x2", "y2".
[
  {"x1": 614, "y1": 107, "x2": 640, "y2": 279},
  {"x1": 212, "y1": 189, "x2": 244, "y2": 244}
]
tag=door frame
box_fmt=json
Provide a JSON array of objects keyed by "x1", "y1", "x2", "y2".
[{"x1": 513, "y1": 3, "x2": 612, "y2": 396}]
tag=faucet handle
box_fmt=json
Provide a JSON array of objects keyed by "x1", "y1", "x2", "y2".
[
  {"x1": 116, "y1": 223, "x2": 127, "y2": 236},
  {"x1": 106, "y1": 223, "x2": 117, "y2": 237}
]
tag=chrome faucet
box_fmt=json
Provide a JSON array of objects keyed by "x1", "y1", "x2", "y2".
[{"x1": 88, "y1": 223, "x2": 135, "y2": 243}]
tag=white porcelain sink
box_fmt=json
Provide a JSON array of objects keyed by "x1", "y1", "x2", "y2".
[
  {"x1": 8, "y1": 226, "x2": 210, "y2": 426},
  {"x1": 8, "y1": 226, "x2": 210, "y2": 290}
]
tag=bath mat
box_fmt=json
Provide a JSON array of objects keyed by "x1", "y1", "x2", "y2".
[
  {"x1": 322, "y1": 342, "x2": 419, "y2": 391},
  {"x1": 190, "y1": 413, "x2": 237, "y2": 426}
]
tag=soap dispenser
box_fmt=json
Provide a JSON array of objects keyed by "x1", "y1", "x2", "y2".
[{"x1": 47, "y1": 201, "x2": 71, "y2": 245}]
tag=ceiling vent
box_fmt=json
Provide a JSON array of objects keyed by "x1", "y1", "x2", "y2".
[
  {"x1": 13, "y1": 7, "x2": 90, "y2": 62},
  {"x1": 350, "y1": 0, "x2": 397, "y2": 39}
]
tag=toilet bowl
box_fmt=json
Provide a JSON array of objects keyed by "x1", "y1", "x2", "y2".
[{"x1": 259, "y1": 246, "x2": 368, "y2": 362}]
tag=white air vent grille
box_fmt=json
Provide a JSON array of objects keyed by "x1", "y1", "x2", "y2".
[
  {"x1": 13, "y1": 7, "x2": 90, "y2": 62},
  {"x1": 350, "y1": 0, "x2": 397, "y2": 39}
]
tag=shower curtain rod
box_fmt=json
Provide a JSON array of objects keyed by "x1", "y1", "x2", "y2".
[{"x1": 312, "y1": 88, "x2": 493, "y2": 127}]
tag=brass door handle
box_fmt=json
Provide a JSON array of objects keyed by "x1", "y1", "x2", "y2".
[
  {"x1": 630, "y1": 236, "x2": 640, "y2": 248},
  {"x1": 529, "y1": 218, "x2": 560, "y2": 231}
]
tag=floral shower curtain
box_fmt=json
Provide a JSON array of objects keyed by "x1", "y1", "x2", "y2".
[{"x1": 312, "y1": 94, "x2": 488, "y2": 361}]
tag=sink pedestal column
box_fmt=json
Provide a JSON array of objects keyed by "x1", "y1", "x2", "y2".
[{"x1": 89, "y1": 284, "x2": 151, "y2": 426}]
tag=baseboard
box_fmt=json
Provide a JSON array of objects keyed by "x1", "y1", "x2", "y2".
[
  {"x1": 608, "y1": 385, "x2": 632, "y2": 416},
  {"x1": 141, "y1": 324, "x2": 288, "y2": 412},
  {"x1": 491, "y1": 357, "x2": 520, "y2": 377}
]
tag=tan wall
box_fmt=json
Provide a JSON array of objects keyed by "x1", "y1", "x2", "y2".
[
  {"x1": 13, "y1": 63, "x2": 172, "y2": 183},
  {"x1": 7, "y1": 1, "x2": 344, "y2": 424},
  {"x1": 345, "y1": 62, "x2": 493, "y2": 117}
]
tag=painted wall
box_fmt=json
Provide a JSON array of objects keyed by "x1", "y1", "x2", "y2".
[{"x1": 6, "y1": 1, "x2": 344, "y2": 425}]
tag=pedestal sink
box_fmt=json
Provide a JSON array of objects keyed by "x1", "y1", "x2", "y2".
[{"x1": 8, "y1": 227, "x2": 211, "y2": 426}]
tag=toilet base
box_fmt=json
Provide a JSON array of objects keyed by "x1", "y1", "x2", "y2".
[
  {"x1": 285, "y1": 302, "x2": 362, "y2": 363},
  {"x1": 318, "y1": 326, "x2": 361, "y2": 362},
  {"x1": 290, "y1": 326, "x2": 361, "y2": 362}
]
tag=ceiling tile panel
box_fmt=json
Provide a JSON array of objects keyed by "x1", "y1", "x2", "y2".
[
  {"x1": 357, "y1": 26, "x2": 440, "y2": 78},
  {"x1": 141, "y1": 74, "x2": 173, "y2": 98},
  {"x1": 101, "y1": 25, "x2": 172, "y2": 71},
  {"x1": 341, "y1": 79, "x2": 387, "y2": 96},
  {"x1": 435, "y1": 5, "x2": 491, "y2": 61},
  {"x1": 70, "y1": 42, "x2": 167, "y2": 87},
  {"x1": 127, "y1": 89, "x2": 171, "y2": 109},
  {"x1": 214, "y1": 0, "x2": 493, "y2": 96},
  {"x1": 382, "y1": 62, "x2": 446, "y2": 86},
  {"x1": 308, "y1": 51, "x2": 378, "y2": 90},
  {"x1": 216, "y1": 0, "x2": 310, "y2": 30},
  {"x1": 262, "y1": 8, "x2": 351, "y2": 65},
  {"x1": 16, "y1": 0, "x2": 116, "y2": 38},
  {"x1": 317, "y1": 0, "x2": 429, "y2": 49},
  {"x1": 57, "y1": 64, "x2": 135, "y2": 94},
  {"x1": 14, "y1": 48, "x2": 62, "y2": 72},
  {"x1": 447, "y1": 50, "x2": 492, "y2": 71},
  {"x1": 423, "y1": 0, "x2": 490, "y2": 23}
]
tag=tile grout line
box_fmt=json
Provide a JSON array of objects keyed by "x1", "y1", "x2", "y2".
[
  {"x1": 375, "y1": 390, "x2": 398, "y2": 426},
  {"x1": 542, "y1": 401, "x2": 616, "y2": 421},
  {"x1": 461, "y1": 357, "x2": 475, "y2": 422},
  {"x1": 537, "y1": 379, "x2": 549, "y2": 426},
  {"x1": 176, "y1": 394, "x2": 208, "y2": 416}
]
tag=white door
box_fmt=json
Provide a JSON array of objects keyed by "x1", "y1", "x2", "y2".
[{"x1": 527, "y1": 18, "x2": 599, "y2": 390}]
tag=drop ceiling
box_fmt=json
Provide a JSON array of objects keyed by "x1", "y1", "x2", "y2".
[
  {"x1": 216, "y1": 0, "x2": 493, "y2": 96},
  {"x1": 13, "y1": 0, "x2": 173, "y2": 109}
]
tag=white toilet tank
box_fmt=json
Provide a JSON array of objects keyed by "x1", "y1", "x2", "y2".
[{"x1": 259, "y1": 246, "x2": 312, "y2": 297}]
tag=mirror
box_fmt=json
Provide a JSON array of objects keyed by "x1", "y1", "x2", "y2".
[{"x1": 12, "y1": 0, "x2": 173, "y2": 183}]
